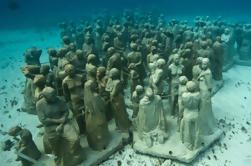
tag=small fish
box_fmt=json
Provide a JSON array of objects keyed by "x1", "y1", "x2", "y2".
[{"x1": 45, "y1": 154, "x2": 57, "y2": 160}]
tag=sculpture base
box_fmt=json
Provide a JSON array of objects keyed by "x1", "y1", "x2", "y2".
[
  {"x1": 34, "y1": 120, "x2": 130, "y2": 166},
  {"x1": 133, "y1": 117, "x2": 222, "y2": 163},
  {"x1": 223, "y1": 60, "x2": 234, "y2": 72},
  {"x1": 211, "y1": 79, "x2": 224, "y2": 96},
  {"x1": 234, "y1": 56, "x2": 251, "y2": 67}
]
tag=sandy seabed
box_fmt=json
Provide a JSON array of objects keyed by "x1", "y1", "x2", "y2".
[{"x1": 0, "y1": 28, "x2": 250, "y2": 166}]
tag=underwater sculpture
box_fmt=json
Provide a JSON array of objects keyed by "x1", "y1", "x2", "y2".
[
  {"x1": 24, "y1": 47, "x2": 42, "y2": 66},
  {"x1": 168, "y1": 54, "x2": 184, "y2": 116},
  {"x1": 16, "y1": 10, "x2": 243, "y2": 165},
  {"x1": 131, "y1": 85, "x2": 144, "y2": 118},
  {"x1": 96, "y1": 66, "x2": 113, "y2": 121},
  {"x1": 20, "y1": 65, "x2": 41, "y2": 114},
  {"x1": 177, "y1": 76, "x2": 188, "y2": 132},
  {"x1": 84, "y1": 80, "x2": 110, "y2": 150},
  {"x1": 150, "y1": 58, "x2": 166, "y2": 95},
  {"x1": 212, "y1": 36, "x2": 224, "y2": 80},
  {"x1": 180, "y1": 81, "x2": 200, "y2": 150},
  {"x1": 8, "y1": 126, "x2": 41, "y2": 166},
  {"x1": 62, "y1": 64, "x2": 86, "y2": 134},
  {"x1": 197, "y1": 58, "x2": 217, "y2": 135},
  {"x1": 135, "y1": 88, "x2": 168, "y2": 147},
  {"x1": 36, "y1": 87, "x2": 83, "y2": 166},
  {"x1": 106, "y1": 68, "x2": 131, "y2": 131},
  {"x1": 86, "y1": 54, "x2": 98, "y2": 81}
]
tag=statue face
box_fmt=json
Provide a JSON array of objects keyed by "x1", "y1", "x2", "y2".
[{"x1": 201, "y1": 61, "x2": 208, "y2": 70}]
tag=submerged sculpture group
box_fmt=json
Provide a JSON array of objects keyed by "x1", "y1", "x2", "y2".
[{"x1": 14, "y1": 9, "x2": 251, "y2": 166}]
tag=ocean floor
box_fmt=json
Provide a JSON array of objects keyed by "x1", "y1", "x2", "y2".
[{"x1": 0, "y1": 28, "x2": 250, "y2": 166}]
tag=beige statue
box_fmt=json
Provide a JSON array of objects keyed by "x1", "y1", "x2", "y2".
[
  {"x1": 20, "y1": 65, "x2": 41, "y2": 114},
  {"x1": 84, "y1": 80, "x2": 110, "y2": 150},
  {"x1": 151, "y1": 58, "x2": 166, "y2": 95},
  {"x1": 177, "y1": 76, "x2": 188, "y2": 132},
  {"x1": 106, "y1": 68, "x2": 131, "y2": 131},
  {"x1": 180, "y1": 81, "x2": 200, "y2": 150},
  {"x1": 197, "y1": 58, "x2": 217, "y2": 135},
  {"x1": 62, "y1": 64, "x2": 86, "y2": 134},
  {"x1": 36, "y1": 87, "x2": 83, "y2": 166},
  {"x1": 131, "y1": 85, "x2": 144, "y2": 118},
  {"x1": 168, "y1": 54, "x2": 184, "y2": 116},
  {"x1": 136, "y1": 88, "x2": 168, "y2": 147}
]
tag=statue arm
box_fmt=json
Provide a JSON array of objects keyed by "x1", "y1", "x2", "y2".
[{"x1": 62, "y1": 81, "x2": 71, "y2": 102}]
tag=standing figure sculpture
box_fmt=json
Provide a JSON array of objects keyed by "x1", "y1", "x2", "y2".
[
  {"x1": 136, "y1": 88, "x2": 168, "y2": 148},
  {"x1": 106, "y1": 68, "x2": 131, "y2": 131},
  {"x1": 168, "y1": 54, "x2": 184, "y2": 116},
  {"x1": 62, "y1": 64, "x2": 86, "y2": 134},
  {"x1": 198, "y1": 58, "x2": 217, "y2": 135},
  {"x1": 180, "y1": 81, "x2": 200, "y2": 150},
  {"x1": 36, "y1": 87, "x2": 83, "y2": 166},
  {"x1": 84, "y1": 80, "x2": 110, "y2": 150},
  {"x1": 177, "y1": 76, "x2": 188, "y2": 132}
]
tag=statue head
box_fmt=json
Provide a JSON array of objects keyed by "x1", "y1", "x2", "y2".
[
  {"x1": 130, "y1": 42, "x2": 138, "y2": 51},
  {"x1": 41, "y1": 87, "x2": 57, "y2": 103},
  {"x1": 65, "y1": 64, "x2": 75, "y2": 77},
  {"x1": 135, "y1": 85, "x2": 144, "y2": 94},
  {"x1": 97, "y1": 66, "x2": 106, "y2": 80},
  {"x1": 62, "y1": 36, "x2": 71, "y2": 45},
  {"x1": 107, "y1": 47, "x2": 115, "y2": 55},
  {"x1": 87, "y1": 54, "x2": 97, "y2": 64},
  {"x1": 179, "y1": 76, "x2": 188, "y2": 85},
  {"x1": 157, "y1": 58, "x2": 166, "y2": 68},
  {"x1": 201, "y1": 58, "x2": 209, "y2": 70},
  {"x1": 173, "y1": 54, "x2": 180, "y2": 65},
  {"x1": 109, "y1": 68, "x2": 120, "y2": 80},
  {"x1": 186, "y1": 81, "x2": 197, "y2": 92},
  {"x1": 20, "y1": 129, "x2": 32, "y2": 143},
  {"x1": 33, "y1": 74, "x2": 46, "y2": 87}
]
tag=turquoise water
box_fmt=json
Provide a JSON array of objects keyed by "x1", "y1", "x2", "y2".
[{"x1": 1, "y1": 0, "x2": 251, "y2": 29}]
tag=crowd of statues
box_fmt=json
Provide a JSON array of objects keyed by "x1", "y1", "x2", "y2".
[{"x1": 17, "y1": 9, "x2": 251, "y2": 166}]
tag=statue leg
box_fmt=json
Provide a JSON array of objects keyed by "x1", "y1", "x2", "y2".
[{"x1": 63, "y1": 123, "x2": 83, "y2": 164}]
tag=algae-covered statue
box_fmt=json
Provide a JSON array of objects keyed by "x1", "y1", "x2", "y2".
[
  {"x1": 212, "y1": 36, "x2": 224, "y2": 80},
  {"x1": 84, "y1": 80, "x2": 110, "y2": 150},
  {"x1": 136, "y1": 88, "x2": 168, "y2": 147},
  {"x1": 96, "y1": 66, "x2": 113, "y2": 121},
  {"x1": 8, "y1": 126, "x2": 41, "y2": 166},
  {"x1": 36, "y1": 87, "x2": 83, "y2": 166},
  {"x1": 198, "y1": 58, "x2": 217, "y2": 135},
  {"x1": 24, "y1": 47, "x2": 42, "y2": 66},
  {"x1": 20, "y1": 65, "x2": 41, "y2": 114},
  {"x1": 168, "y1": 54, "x2": 184, "y2": 116},
  {"x1": 131, "y1": 85, "x2": 144, "y2": 118},
  {"x1": 177, "y1": 76, "x2": 188, "y2": 131},
  {"x1": 106, "y1": 68, "x2": 131, "y2": 131},
  {"x1": 180, "y1": 81, "x2": 200, "y2": 150},
  {"x1": 62, "y1": 64, "x2": 86, "y2": 134},
  {"x1": 150, "y1": 58, "x2": 166, "y2": 95}
]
